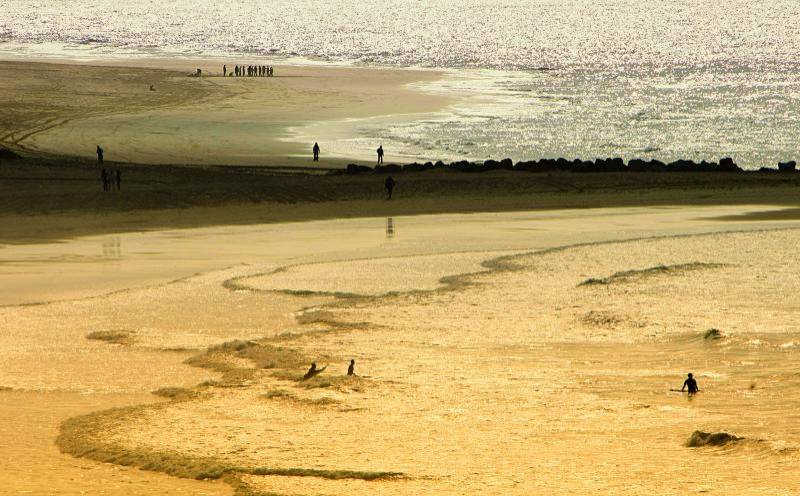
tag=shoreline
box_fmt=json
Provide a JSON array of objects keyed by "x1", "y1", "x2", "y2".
[
  {"x1": 0, "y1": 57, "x2": 450, "y2": 167},
  {"x1": 3, "y1": 154, "x2": 800, "y2": 245}
]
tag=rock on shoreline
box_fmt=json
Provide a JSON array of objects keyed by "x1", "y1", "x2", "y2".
[{"x1": 338, "y1": 157, "x2": 799, "y2": 175}]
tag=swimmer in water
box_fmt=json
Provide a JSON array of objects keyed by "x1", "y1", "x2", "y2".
[{"x1": 681, "y1": 373, "x2": 699, "y2": 395}]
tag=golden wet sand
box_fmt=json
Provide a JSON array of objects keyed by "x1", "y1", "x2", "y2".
[
  {"x1": 0, "y1": 59, "x2": 446, "y2": 167},
  {"x1": 3, "y1": 206, "x2": 800, "y2": 494}
]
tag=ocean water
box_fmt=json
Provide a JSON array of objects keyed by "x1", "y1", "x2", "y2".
[
  {"x1": 3, "y1": 0, "x2": 800, "y2": 168},
  {"x1": 6, "y1": 207, "x2": 799, "y2": 493}
]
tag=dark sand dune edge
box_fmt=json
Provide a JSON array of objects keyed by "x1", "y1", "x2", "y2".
[{"x1": 3, "y1": 155, "x2": 800, "y2": 245}]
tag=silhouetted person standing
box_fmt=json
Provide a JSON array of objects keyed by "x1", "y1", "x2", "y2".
[
  {"x1": 385, "y1": 175, "x2": 395, "y2": 200},
  {"x1": 377, "y1": 145, "x2": 384, "y2": 164},
  {"x1": 313, "y1": 142, "x2": 320, "y2": 161},
  {"x1": 347, "y1": 359, "x2": 355, "y2": 376},
  {"x1": 681, "y1": 373, "x2": 699, "y2": 395},
  {"x1": 96, "y1": 145, "x2": 104, "y2": 165},
  {"x1": 101, "y1": 169, "x2": 109, "y2": 192},
  {"x1": 115, "y1": 169, "x2": 121, "y2": 191},
  {"x1": 223, "y1": 64, "x2": 227, "y2": 77}
]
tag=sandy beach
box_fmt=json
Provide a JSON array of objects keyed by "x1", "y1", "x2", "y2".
[
  {"x1": 0, "y1": 58, "x2": 447, "y2": 166},
  {"x1": 3, "y1": 57, "x2": 800, "y2": 495}
]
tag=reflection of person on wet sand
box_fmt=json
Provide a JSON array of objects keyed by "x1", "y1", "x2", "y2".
[
  {"x1": 347, "y1": 359, "x2": 355, "y2": 376},
  {"x1": 302, "y1": 362, "x2": 327, "y2": 380},
  {"x1": 681, "y1": 373, "x2": 699, "y2": 395}
]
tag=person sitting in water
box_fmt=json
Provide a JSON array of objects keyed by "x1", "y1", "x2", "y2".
[
  {"x1": 302, "y1": 362, "x2": 327, "y2": 380},
  {"x1": 347, "y1": 359, "x2": 355, "y2": 376},
  {"x1": 303, "y1": 362, "x2": 317, "y2": 380},
  {"x1": 681, "y1": 373, "x2": 699, "y2": 395}
]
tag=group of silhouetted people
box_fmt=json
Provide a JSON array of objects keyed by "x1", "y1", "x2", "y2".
[
  {"x1": 101, "y1": 168, "x2": 121, "y2": 192},
  {"x1": 310, "y1": 142, "x2": 396, "y2": 199},
  {"x1": 223, "y1": 64, "x2": 274, "y2": 77},
  {"x1": 302, "y1": 359, "x2": 357, "y2": 381},
  {"x1": 310, "y1": 142, "x2": 387, "y2": 165},
  {"x1": 96, "y1": 145, "x2": 121, "y2": 192}
]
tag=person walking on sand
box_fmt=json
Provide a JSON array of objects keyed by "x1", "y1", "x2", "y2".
[
  {"x1": 96, "y1": 145, "x2": 104, "y2": 165},
  {"x1": 313, "y1": 142, "x2": 320, "y2": 161},
  {"x1": 385, "y1": 175, "x2": 396, "y2": 200},
  {"x1": 223, "y1": 64, "x2": 227, "y2": 77},
  {"x1": 376, "y1": 145, "x2": 384, "y2": 165},
  {"x1": 347, "y1": 359, "x2": 356, "y2": 376},
  {"x1": 681, "y1": 373, "x2": 699, "y2": 395}
]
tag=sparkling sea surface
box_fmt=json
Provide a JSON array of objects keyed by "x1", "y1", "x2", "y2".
[{"x1": 3, "y1": 0, "x2": 800, "y2": 167}]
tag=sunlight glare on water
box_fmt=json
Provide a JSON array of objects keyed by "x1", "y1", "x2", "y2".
[{"x1": 4, "y1": 0, "x2": 800, "y2": 167}]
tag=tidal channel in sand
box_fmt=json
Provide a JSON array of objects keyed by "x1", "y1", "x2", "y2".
[{"x1": 2, "y1": 205, "x2": 800, "y2": 494}]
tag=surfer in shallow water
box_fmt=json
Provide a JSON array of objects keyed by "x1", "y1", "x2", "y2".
[
  {"x1": 681, "y1": 373, "x2": 699, "y2": 395},
  {"x1": 302, "y1": 362, "x2": 327, "y2": 380}
]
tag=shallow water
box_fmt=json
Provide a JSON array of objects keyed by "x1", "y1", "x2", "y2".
[
  {"x1": 41, "y1": 214, "x2": 799, "y2": 494},
  {"x1": 0, "y1": 205, "x2": 789, "y2": 306},
  {"x1": 3, "y1": 205, "x2": 800, "y2": 493},
  {"x1": 4, "y1": 0, "x2": 800, "y2": 167}
]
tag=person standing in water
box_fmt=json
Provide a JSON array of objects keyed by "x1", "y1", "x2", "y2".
[
  {"x1": 385, "y1": 175, "x2": 396, "y2": 200},
  {"x1": 347, "y1": 359, "x2": 355, "y2": 376},
  {"x1": 376, "y1": 145, "x2": 384, "y2": 165},
  {"x1": 681, "y1": 373, "x2": 699, "y2": 395},
  {"x1": 312, "y1": 142, "x2": 320, "y2": 161}
]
